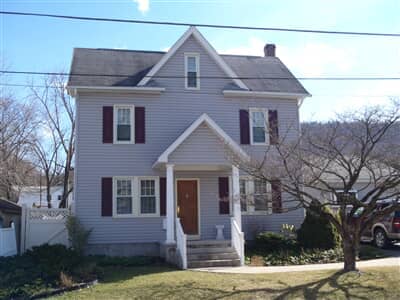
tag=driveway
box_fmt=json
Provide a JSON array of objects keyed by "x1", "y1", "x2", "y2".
[
  {"x1": 381, "y1": 242, "x2": 400, "y2": 257},
  {"x1": 193, "y1": 257, "x2": 400, "y2": 274}
]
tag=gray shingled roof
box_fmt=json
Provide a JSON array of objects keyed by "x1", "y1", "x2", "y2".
[{"x1": 68, "y1": 48, "x2": 309, "y2": 94}]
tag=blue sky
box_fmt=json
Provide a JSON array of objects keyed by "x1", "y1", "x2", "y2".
[{"x1": 1, "y1": 0, "x2": 399, "y2": 121}]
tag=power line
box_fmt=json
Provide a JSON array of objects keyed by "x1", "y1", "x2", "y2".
[
  {"x1": 1, "y1": 70, "x2": 400, "y2": 81},
  {"x1": 1, "y1": 82, "x2": 398, "y2": 99},
  {"x1": 1, "y1": 11, "x2": 400, "y2": 37}
]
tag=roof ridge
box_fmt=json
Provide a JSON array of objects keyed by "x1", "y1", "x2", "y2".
[{"x1": 74, "y1": 47, "x2": 166, "y2": 54}]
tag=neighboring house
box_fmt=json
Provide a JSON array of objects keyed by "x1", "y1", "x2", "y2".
[
  {"x1": 17, "y1": 186, "x2": 72, "y2": 209},
  {"x1": 67, "y1": 27, "x2": 310, "y2": 267},
  {"x1": 0, "y1": 198, "x2": 21, "y2": 255}
]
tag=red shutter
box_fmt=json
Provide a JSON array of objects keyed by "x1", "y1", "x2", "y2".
[
  {"x1": 271, "y1": 180, "x2": 282, "y2": 213},
  {"x1": 135, "y1": 107, "x2": 145, "y2": 144},
  {"x1": 101, "y1": 177, "x2": 113, "y2": 216},
  {"x1": 218, "y1": 177, "x2": 230, "y2": 214},
  {"x1": 103, "y1": 106, "x2": 113, "y2": 143},
  {"x1": 268, "y1": 110, "x2": 279, "y2": 145},
  {"x1": 160, "y1": 177, "x2": 166, "y2": 216},
  {"x1": 239, "y1": 109, "x2": 250, "y2": 145}
]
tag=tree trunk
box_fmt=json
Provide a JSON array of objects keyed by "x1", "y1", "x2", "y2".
[
  {"x1": 342, "y1": 234, "x2": 358, "y2": 272},
  {"x1": 46, "y1": 183, "x2": 52, "y2": 208}
]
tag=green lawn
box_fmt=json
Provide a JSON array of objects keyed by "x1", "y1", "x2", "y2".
[{"x1": 54, "y1": 266, "x2": 400, "y2": 300}]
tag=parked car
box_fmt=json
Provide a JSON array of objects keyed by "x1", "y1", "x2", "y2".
[{"x1": 360, "y1": 202, "x2": 400, "y2": 248}]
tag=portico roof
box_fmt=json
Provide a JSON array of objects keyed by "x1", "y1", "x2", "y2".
[{"x1": 153, "y1": 113, "x2": 250, "y2": 169}]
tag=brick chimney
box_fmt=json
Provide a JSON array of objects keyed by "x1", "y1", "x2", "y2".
[{"x1": 264, "y1": 44, "x2": 276, "y2": 57}]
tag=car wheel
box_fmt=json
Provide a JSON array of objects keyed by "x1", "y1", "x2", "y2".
[{"x1": 374, "y1": 228, "x2": 388, "y2": 249}]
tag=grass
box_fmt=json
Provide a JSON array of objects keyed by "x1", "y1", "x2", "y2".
[
  {"x1": 53, "y1": 266, "x2": 400, "y2": 299},
  {"x1": 246, "y1": 244, "x2": 387, "y2": 266}
]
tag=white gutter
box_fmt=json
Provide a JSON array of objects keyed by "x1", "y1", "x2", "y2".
[
  {"x1": 67, "y1": 86, "x2": 166, "y2": 97},
  {"x1": 223, "y1": 90, "x2": 311, "y2": 100}
]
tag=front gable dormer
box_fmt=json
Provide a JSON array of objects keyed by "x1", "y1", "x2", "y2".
[{"x1": 137, "y1": 27, "x2": 249, "y2": 91}]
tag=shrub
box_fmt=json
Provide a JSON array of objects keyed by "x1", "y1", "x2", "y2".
[
  {"x1": 297, "y1": 204, "x2": 341, "y2": 250},
  {"x1": 262, "y1": 248, "x2": 344, "y2": 266},
  {"x1": 66, "y1": 215, "x2": 92, "y2": 255},
  {"x1": 254, "y1": 232, "x2": 298, "y2": 252}
]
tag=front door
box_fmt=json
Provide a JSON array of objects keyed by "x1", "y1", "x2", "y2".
[{"x1": 177, "y1": 180, "x2": 199, "y2": 236}]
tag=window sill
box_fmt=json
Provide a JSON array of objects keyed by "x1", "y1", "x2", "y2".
[
  {"x1": 113, "y1": 141, "x2": 135, "y2": 145},
  {"x1": 242, "y1": 211, "x2": 272, "y2": 216},
  {"x1": 137, "y1": 214, "x2": 161, "y2": 218},
  {"x1": 112, "y1": 214, "x2": 135, "y2": 218},
  {"x1": 112, "y1": 214, "x2": 162, "y2": 219},
  {"x1": 250, "y1": 142, "x2": 268, "y2": 146}
]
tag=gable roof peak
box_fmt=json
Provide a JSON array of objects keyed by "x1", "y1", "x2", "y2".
[{"x1": 137, "y1": 26, "x2": 249, "y2": 90}]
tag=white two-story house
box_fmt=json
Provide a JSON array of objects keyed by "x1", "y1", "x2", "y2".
[{"x1": 67, "y1": 27, "x2": 310, "y2": 268}]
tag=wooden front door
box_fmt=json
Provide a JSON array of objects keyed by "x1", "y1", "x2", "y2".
[{"x1": 177, "y1": 180, "x2": 199, "y2": 235}]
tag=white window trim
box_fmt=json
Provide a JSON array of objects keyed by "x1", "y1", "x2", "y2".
[
  {"x1": 249, "y1": 108, "x2": 268, "y2": 146},
  {"x1": 137, "y1": 176, "x2": 160, "y2": 217},
  {"x1": 240, "y1": 176, "x2": 272, "y2": 215},
  {"x1": 184, "y1": 53, "x2": 200, "y2": 90},
  {"x1": 333, "y1": 189, "x2": 358, "y2": 206},
  {"x1": 113, "y1": 176, "x2": 135, "y2": 218},
  {"x1": 113, "y1": 105, "x2": 135, "y2": 144}
]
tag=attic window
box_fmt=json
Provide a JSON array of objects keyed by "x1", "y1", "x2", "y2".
[{"x1": 185, "y1": 53, "x2": 199, "y2": 89}]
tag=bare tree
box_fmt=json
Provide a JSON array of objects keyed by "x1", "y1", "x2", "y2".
[
  {"x1": 234, "y1": 101, "x2": 400, "y2": 272},
  {"x1": 30, "y1": 73, "x2": 75, "y2": 208},
  {"x1": 31, "y1": 126, "x2": 63, "y2": 208},
  {"x1": 0, "y1": 95, "x2": 39, "y2": 200}
]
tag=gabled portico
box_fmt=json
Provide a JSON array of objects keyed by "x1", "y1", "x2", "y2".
[{"x1": 153, "y1": 113, "x2": 249, "y2": 268}]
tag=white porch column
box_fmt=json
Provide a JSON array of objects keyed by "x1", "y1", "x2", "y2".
[
  {"x1": 232, "y1": 165, "x2": 242, "y2": 230},
  {"x1": 166, "y1": 164, "x2": 175, "y2": 244}
]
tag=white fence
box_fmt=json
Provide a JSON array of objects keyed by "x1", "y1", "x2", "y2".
[
  {"x1": 176, "y1": 218, "x2": 187, "y2": 269},
  {"x1": 20, "y1": 205, "x2": 70, "y2": 253},
  {"x1": 231, "y1": 217, "x2": 245, "y2": 266},
  {"x1": 0, "y1": 225, "x2": 17, "y2": 256}
]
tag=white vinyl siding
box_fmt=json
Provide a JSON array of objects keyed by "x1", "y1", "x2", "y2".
[
  {"x1": 250, "y1": 108, "x2": 268, "y2": 145},
  {"x1": 114, "y1": 105, "x2": 135, "y2": 143},
  {"x1": 185, "y1": 53, "x2": 200, "y2": 89},
  {"x1": 75, "y1": 35, "x2": 304, "y2": 244}
]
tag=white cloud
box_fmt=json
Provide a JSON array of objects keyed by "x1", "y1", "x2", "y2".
[
  {"x1": 218, "y1": 37, "x2": 355, "y2": 77},
  {"x1": 133, "y1": 0, "x2": 150, "y2": 14},
  {"x1": 279, "y1": 43, "x2": 355, "y2": 77},
  {"x1": 218, "y1": 37, "x2": 264, "y2": 57}
]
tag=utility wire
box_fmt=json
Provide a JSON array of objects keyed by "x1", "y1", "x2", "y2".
[
  {"x1": 1, "y1": 70, "x2": 400, "y2": 81},
  {"x1": 1, "y1": 83, "x2": 398, "y2": 99},
  {"x1": 1, "y1": 11, "x2": 400, "y2": 37}
]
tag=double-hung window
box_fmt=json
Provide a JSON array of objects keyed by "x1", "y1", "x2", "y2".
[
  {"x1": 239, "y1": 179, "x2": 248, "y2": 212},
  {"x1": 254, "y1": 179, "x2": 271, "y2": 212},
  {"x1": 185, "y1": 53, "x2": 200, "y2": 89},
  {"x1": 240, "y1": 178, "x2": 272, "y2": 214},
  {"x1": 139, "y1": 178, "x2": 159, "y2": 216},
  {"x1": 250, "y1": 108, "x2": 267, "y2": 145},
  {"x1": 334, "y1": 189, "x2": 358, "y2": 205},
  {"x1": 114, "y1": 178, "x2": 134, "y2": 216},
  {"x1": 113, "y1": 177, "x2": 160, "y2": 217},
  {"x1": 114, "y1": 105, "x2": 134, "y2": 143}
]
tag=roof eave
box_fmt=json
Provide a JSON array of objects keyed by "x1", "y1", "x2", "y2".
[
  {"x1": 223, "y1": 90, "x2": 312, "y2": 100},
  {"x1": 67, "y1": 86, "x2": 166, "y2": 97}
]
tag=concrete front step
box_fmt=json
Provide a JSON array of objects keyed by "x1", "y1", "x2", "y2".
[
  {"x1": 188, "y1": 252, "x2": 238, "y2": 261},
  {"x1": 187, "y1": 246, "x2": 235, "y2": 254},
  {"x1": 187, "y1": 240, "x2": 231, "y2": 248},
  {"x1": 188, "y1": 258, "x2": 241, "y2": 268}
]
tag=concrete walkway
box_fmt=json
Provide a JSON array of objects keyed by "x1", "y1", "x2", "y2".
[{"x1": 192, "y1": 257, "x2": 400, "y2": 274}]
